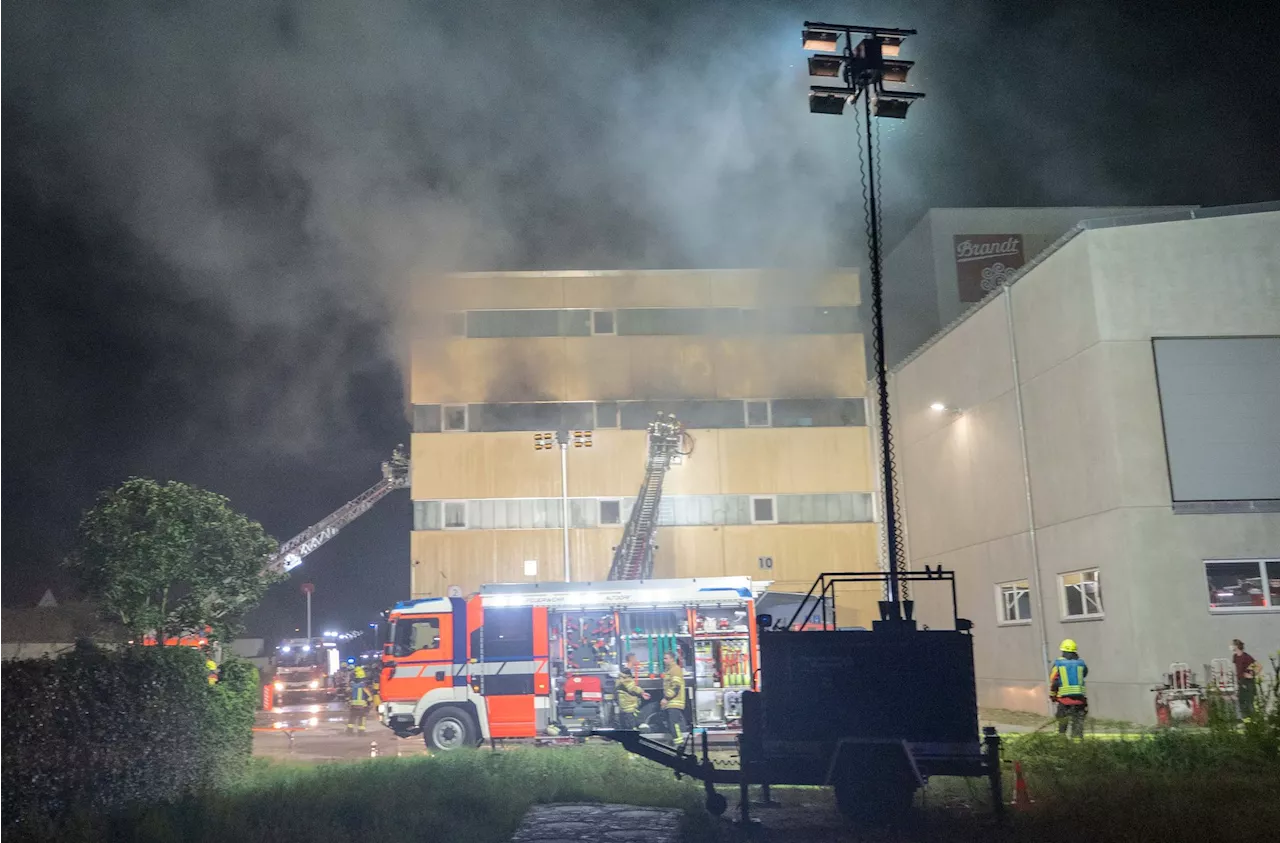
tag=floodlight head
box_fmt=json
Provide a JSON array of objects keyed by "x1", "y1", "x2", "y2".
[
  {"x1": 871, "y1": 94, "x2": 916, "y2": 119},
  {"x1": 879, "y1": 36, "x2": 905, "y2": 57},
  {"x1": 882, "y1": 59, "x2": 913, "y2": 84},
  {"x1": 807, "y1": 55, "x2": 844, "y2": 78},
  {"x1": 802, "y1": 29, "x2": 840, "y2": 52},
  {"x1": 808, "y1": 91, "x2": 847, "y2": 115}
]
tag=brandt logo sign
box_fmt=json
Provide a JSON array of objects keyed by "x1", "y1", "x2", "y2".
[{"x1": 953, "y1": 234, "x2": 1025, "y2": 303}]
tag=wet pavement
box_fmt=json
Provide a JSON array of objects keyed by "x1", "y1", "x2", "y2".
[{"x1": 508, "y1": 804, "x2": 681, "y2": 843}]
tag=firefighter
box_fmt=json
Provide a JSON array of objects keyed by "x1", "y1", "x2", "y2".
[
  {"x1": 615, "y1": 653, "x2": 650, "y2": 729},
  {"x1": 369, "y1": 667, "x2": 383, "y2": 723},
  {"x1": 206, "y1": 657, "x2": 219, "y2": 686},
  {"x1": 347, "y1": 666, "x2": 372, "y2": 733},
  {"x1": 659, "y1": 650, "x2": 686, "y2": 743},
  {"x1": 1049, "y1": 639, "x2": 1088, "y2": 738}
]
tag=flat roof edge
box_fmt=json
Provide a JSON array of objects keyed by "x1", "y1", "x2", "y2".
[
  {"x1": 889, "y1": 202, "x2": 1277, "y2": 374},
  {"x1": 440, "y1": 268, "x2": 858, "y2": 280}
]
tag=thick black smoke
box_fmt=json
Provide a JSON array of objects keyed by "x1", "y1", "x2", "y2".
[{"x1": 5, "y1": 0, "x2": 1277, "y2": 629}]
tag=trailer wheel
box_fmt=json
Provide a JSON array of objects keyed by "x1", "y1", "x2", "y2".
[
  {"x1": 705, "y1": 792, "x2": 728, "y2": 817},
  {"x1": 422, "y1": 706, "x2": 476, "y2": 751}
]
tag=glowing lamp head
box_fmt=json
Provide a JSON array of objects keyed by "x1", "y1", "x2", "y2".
[{"x1": 802, "y1": 29, "x2": 840, "y2": 52}]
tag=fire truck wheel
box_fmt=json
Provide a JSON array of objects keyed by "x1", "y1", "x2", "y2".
[{"x1": 422, "y1": 706, "x2": 477, "y2": 751}]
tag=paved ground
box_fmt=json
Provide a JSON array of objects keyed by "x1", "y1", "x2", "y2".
[
  {"x1": 508, "y1": 804, "x2": 681, "y2": 843},
  {"x1": 254, "y1": 700, "x2": 430, "y2": 760}
]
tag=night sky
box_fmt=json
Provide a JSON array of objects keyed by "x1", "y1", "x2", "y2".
[{"x1": 4, "y1": 0, "x2": 1279, "y2": 641}]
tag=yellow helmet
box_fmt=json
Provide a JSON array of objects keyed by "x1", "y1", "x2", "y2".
[
  {"x1": 353, "y1": 666, "x2": 367, "y2": 679},
  {"x1": 1060, "y1": 639, "x2": 1078, "y2": 653}
]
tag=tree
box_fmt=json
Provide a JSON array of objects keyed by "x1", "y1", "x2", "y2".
[{"x1": 66, "y1": 478, "x2": 281, "y2": 643}]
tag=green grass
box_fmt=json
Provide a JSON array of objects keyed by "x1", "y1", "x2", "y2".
[
  {"x1": 10, "y1": 746, "x2": 715, "y2": 843},
  {"x1": 917, "y1": 728, "x2": 1280, "y2": 843}
]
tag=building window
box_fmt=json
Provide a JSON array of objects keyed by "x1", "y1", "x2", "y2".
[
  {"x1": 592, "y1": 310, "x2": 616, "y2": 335},
  {"x1": 443, "y1": 501, "x2": 468, "y2": 530},
  {"x1": 750, "y1": 496, "x2": 777, "y2": 524},
  {"x1": 443, "y1": 404, "x2": 468, "y2": 432},
  {"x1": 1205, "y1": 559, "x2": 1280, "y2": 611},
  {"x1": 1059, "y1": 569, "x2": 1103, "y2": 620},
  {"x1": 599, "y1": 499, "x2": 622, "y2": 525},
  {"x1": 997, "y1": 580, "x2": 1032, "y2": 625},
  {"x1": 595, "y1": 402, "x2": 619, "y2": 428},
  {"x1": 465, "y1": 309, "x2": 590, "y2": 338},
  {"x1": 745, "y1": 400, "x2": 771, "y2": 427}
]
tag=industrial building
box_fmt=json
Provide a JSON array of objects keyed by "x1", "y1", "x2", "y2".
[
  {"x1": 878, "y1": 205, "x2": 1195, "y2": 369},
  {"x1": 405, "y1": 269, "x2": 883, "y2": 624},
  {"x1": 888, "y1": 203, "x2": 1280, "y2": 724}
]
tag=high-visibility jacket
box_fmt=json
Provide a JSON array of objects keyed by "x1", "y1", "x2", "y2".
[
  {"x1": 206, "y1": 659, "x2": 219, "y2": 686},
  {"x1": 662, "y1": 663, "x2": 685, "y2": 710},
  {"x1": 616, "y1": 668, "x2": 645, "y2": 713},
  {"x1": 349, "y1": 682, "x2": 372, "y2": 708},
  {"x1": 1050, "y1": 657, "x2": 1088, "y2": 698}
]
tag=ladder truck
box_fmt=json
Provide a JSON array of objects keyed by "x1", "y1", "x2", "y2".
[
  {"x1": 266, "y1": 446, "x2": 411, "y2": 574},
  {"x1": 606, "y1": 413, "x2": 693, "y2": 581}
]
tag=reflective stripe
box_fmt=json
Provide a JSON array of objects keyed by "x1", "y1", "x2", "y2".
[{"x1": 473, "y1": 660, "x2": 544, "y2": 675}]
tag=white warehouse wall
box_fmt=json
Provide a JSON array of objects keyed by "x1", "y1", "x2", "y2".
[{"x1": 889, "y1": 206, "x2": 1280, "y2": 724}]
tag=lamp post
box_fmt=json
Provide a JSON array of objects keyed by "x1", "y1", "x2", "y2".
[
  {"x1": 802, "y1": 22, "x2": 924, "y2": 619},
  {"x1": 534, "y1": 429, "x2": 593, "y2": 582},
  {"x1": 301, "y1": 582, "x2": 314, "y2": 639}
]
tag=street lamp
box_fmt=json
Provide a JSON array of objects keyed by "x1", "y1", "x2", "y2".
[
  {"x1": 534, "y1": 429, "x2": 593, "y2": 582},
  {"x1": 802, "y1": 21, "x2": 925, "y2": 619}
]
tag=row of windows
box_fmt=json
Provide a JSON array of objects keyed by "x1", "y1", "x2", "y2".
[
  {"x1": 994, "y1": 559, "x2": 1279, "y2": 628},
  {"x1": 413, "y1": 398, "x2": 867, "y2": 433},
  {"x1": 996, "y1": 569, "x2": 1103, "y2": 626},
  {"x1": 412, "y1": 493, "x2": 874, "y2": 531},
  {"x1": 422, "y1": 306, "x2": 860, "y2": 338}
]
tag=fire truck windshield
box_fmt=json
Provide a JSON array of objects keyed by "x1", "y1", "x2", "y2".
[
  {"x1": 392, "y1": 617, "x2": 441, "y2": 657},
  {"x1": 276, "y1": 647, "x2": 324, "y2": 668}
]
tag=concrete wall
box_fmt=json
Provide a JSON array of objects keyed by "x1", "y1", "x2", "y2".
[{"x1": 891, "y1": 208, "x2": 1280, "y2": 724}]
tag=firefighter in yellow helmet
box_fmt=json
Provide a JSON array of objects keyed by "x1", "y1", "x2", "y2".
[
  {"x1": 347, "y1": 665, "x2": 372, "y2": 733},
  {"x1": 1049, "y1": 639, "x2": 1088, "y2": 738},
  {"x1": 369, "y1": 661, "x2": 383, "y2": 723},
  {"x1": 659, "y1": 650, "x2": 686, "y2": 743},
  {"x1": 615, "y1": 653, "x2": 650, "y2": 729},
  {"x1": 205, "y1": 657, "x2": 219, "y2": 686}
]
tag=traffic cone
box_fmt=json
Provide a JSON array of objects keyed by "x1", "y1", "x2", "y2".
[{"x1": 1012, "y1": 761, "x2": 1033, "y2": 808}]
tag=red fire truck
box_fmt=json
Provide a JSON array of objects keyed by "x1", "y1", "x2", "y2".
[{"x1": 379, "y1": 577, "x2": 766, "y2": 750}]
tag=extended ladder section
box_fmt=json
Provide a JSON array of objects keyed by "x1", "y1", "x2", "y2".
[
  {"x1": 607, "y1": 414, "x2": 690, "y2": 581},
  {"x1": 267, "y1": 447, "x2": 410, "y2": 573}
]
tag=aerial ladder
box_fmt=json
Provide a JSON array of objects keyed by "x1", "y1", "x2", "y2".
[
  {"x1": 606, "y1": 414, "x2": 693, "y2": 581},
  {"x1": 266, "y1": 446, "x2": 411, "y2": 574}
]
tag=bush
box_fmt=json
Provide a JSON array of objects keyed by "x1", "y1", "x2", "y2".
[{"x1": 1, "y1": 644, "x2": 258, "y2": 835}]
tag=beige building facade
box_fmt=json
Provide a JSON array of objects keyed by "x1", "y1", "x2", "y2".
[
  {"x1": 406, "y1": 270, "x2": 882, "y2": 625},
  {"x1": 889, "y1": 204, "x2": 1280, "y2": 723}
]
